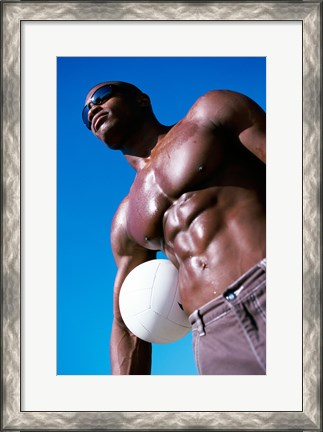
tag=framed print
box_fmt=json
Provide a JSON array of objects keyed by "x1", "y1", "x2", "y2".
[
  {"x1": 1, "y1": 1, "x2": 321, "y2": 431},
  {"x1": 57, "y1": 56, "x2": 266, "y2": 377}
]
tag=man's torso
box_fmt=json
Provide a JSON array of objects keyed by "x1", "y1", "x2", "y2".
[{"x1": 117, "y1": 94, "x2": 266, "y2": 314}]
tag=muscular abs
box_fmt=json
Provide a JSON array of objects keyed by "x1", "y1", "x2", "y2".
[{"x1": 124, "y1": 119, "x2": 266, "y2": 315}]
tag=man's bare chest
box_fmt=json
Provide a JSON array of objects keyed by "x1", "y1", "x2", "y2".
[{"x1": 125, "y1": 123, "x2": 225, "y2": 249}]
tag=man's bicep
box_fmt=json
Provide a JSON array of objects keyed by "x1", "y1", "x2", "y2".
[
  {"x1": 198, "y1": 90, "x2": 266, "y2": 163},
  {"x1": 110, "y1": 207, "x2": 154, "y2": 374},
  {"x1": 222, "y1": 92, "x2": 266, "y2": 163},
  {"x1": 238, "y1": 120, "x2": 266, "y2": 163}
]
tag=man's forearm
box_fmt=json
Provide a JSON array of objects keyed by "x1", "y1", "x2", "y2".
[{"x1": 110, "y1": 320, "x2": 152, "y2": 375}]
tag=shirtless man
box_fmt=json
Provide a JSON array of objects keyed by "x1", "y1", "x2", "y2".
[{"x1": 82, "y1": 81, "x2": 266, "y2": 375}]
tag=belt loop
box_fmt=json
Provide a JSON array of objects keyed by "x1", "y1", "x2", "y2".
[
  {"x1": 258, "y1": 258, "x2": 267, "y2": 271},
  {"x1": 191, "y1": 310, "x2": 206, "y2": 336}
]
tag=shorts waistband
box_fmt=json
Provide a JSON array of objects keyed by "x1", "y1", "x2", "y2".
[{"x1": 189, "y1": 258, "x2": 266, "y2": 332}]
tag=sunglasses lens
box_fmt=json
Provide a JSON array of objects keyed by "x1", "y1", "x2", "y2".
[
  {"x1": 82, "y1": 85, "x2": 113, "y2": 129},
  {"x1": 82, "y1": 105, "x2": 91, "y2": 129},
  {"x1": 92, "y1": 85, "x2": 113, "y2": 105}
]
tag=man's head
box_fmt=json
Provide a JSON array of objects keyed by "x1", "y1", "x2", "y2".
[{"x1": 82, "y1": 81, "x2": 152, "y2": 149}]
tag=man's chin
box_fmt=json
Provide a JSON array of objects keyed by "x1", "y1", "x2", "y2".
[
  {"x1": 96, "y1": 130, "x2": 121, "y2": 150},
  {"x1": 101, "y1": 136, "x2": 122, "y2": 150},
  {"x1": 106, "y1": 141, "x2": 121, "y2": 150}
]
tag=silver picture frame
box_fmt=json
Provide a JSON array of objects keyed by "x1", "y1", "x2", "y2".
[{"x1": 1, "y1": 1, "x2": 321, "y2": 431}]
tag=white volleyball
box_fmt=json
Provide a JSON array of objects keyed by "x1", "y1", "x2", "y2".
[{"x1": 119, "y1": 259, "x2": 191, "y2": 344}]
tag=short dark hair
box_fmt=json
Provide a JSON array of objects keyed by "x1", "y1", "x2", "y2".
[
  {"x1": 107, "y1": 81, "x2": 143, "y2": 95},
  {"x1": 110, "y1": 81, "x2": 152, "y2": 112}
]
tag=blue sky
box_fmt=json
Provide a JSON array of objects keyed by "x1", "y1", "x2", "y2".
[{"x1": 57, "y1": 57, "x2": 266, "y2": 375}]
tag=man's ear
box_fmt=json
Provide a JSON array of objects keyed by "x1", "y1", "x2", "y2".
[{"x1": 136, "y1": 93, "x2": 151, "y2": 108}]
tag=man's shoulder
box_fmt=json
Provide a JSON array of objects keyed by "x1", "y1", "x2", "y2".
[
  {"x1": 191, "y1": 89, "x2": 252, "y2": 112},
  {"x1": 196, "y1": 89, "x2": 237, "y2": 100},
  {"x1": 186, "y1": 89, "x2": 264, "y2": 127},
  {"x1": 185, "y1": 90, "x2": 240, "y2": 123}
]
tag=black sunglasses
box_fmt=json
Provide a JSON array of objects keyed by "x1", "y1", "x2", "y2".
[{"x1": 82, "y1": 84, "x2": 114, "y2": 130}]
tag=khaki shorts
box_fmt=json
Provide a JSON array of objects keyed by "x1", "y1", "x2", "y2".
[{"x1": 189, "y1": 259, "x2": 266, "y2": 375}]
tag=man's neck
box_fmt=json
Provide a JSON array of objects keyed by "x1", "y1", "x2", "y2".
[{"x1": 123, "y1": 121, "x2": 173, "y2": 171}]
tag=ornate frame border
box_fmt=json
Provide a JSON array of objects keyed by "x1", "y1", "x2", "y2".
[{"x1": 1, "y1": 2, "x2": 321, "y2": 431}]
